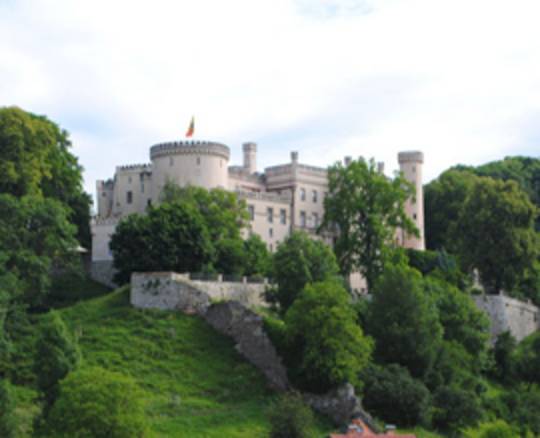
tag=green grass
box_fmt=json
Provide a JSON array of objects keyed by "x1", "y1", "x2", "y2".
[{"x1": 48, "y1": 286, "x2": 333, "y2": 437}]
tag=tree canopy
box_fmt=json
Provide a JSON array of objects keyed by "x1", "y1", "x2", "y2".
[
  {"x1": 321, "y1": 157, "x2": 417, "y2": 290},
  {"x1": 285, "y1": 280, "x2": 373, "y2": 393},
  {"x1": 0, "y1": 106, "x2": 91, "y2": 247},
  {"x1": 271, "y1": 231, "x2": 339, "y2": 313}
]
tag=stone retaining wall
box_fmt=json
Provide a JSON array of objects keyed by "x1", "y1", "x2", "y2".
[
  {"x1": 473, "y1": 294, "x2": 539, "y2": 343},
  {"x1": 90, "y1": 260, "x2": 117, "y2": 289}
]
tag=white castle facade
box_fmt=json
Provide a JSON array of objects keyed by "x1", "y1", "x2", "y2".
[{"x1": 91, "y1": 140, "x2": 425, "y2": 290}]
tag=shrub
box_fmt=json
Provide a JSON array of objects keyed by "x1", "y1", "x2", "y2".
[
  {"x1": 34, "y1": 311, "x2": 80, "y2": 410},
  {"x1": 0, "y1": 378, "x2": 16, "y2": 438},
  {"x1": 432, "y1": 385, "x2": 483, "y2": 432},
  {"x1": 360, "y1": 364, "x2": 431, "y2": 427},
  {"x1": 46, "y1": 366, "x2": 148, "y2": 437},
  {"x1": 285, "y1": 281, "x2": 372, "y2": 393},
  {"x1": 464, "y1": 420, "x2": 517, "y2": 438},
  {"x1": 268, "y1": 392, "x2": 314, "y2": 438}
]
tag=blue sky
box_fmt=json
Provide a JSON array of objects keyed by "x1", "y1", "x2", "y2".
[{"x1": 1, "y1": 0, "x2": 539, "y2": 207}]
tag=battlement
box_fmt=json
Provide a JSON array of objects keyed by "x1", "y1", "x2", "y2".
[
  {"x1": 236, "y1": 190, "x2": 292, "y2": 204},
  {"x1": 398, "y1": 151, "x2": 424, "y2": 164},
  {"x1": 116, "y1": 163, "x2": 152, "y2": 172},
  {"x1": 91, "y1": 216, "x2": 120, "y2": 226},
  {"x1": 150, "y1": 140, "x2": 230, "y2": 161}
]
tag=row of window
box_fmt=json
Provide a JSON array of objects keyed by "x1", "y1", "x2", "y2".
[
  {"x1": 299, "y1": 188, "x2": 327, "y2": 203},
  {"x1": 299, "y1": 211, "x2": 319, "y2": 228}
]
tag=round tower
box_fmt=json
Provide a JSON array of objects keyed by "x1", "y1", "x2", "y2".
[
  {"x1": 150, "y1": 140, "x2": 230, "y2": 202},
  {"x1": 398, "y1": 151, "x2": 425, "y2": 250},
  {"x1": 242, "y1": 142, "x2": 257, "y2": 174}
]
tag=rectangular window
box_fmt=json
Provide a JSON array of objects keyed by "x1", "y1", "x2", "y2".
[
  {"x1": 313, "y1": 212, "x2": 319, "y2": 228},
  {"x1": 128, "y1": 176, "x2": 132, "y2": 184},
  {"x1": 126, "y1": 191, "x2": 133, "y2": 204},
  {"x1": 280, "y1": 209, "x2": 286, "y2": 225},
  {"x1": 267, "y1": 207, "x2": 273, "y2": 223},
  {"x1": 141, "y1": 183, "x2": 144, "y2": 193},
  {"x1": 248, "y1": 205, "x2": 255, "y2": 221},
  {"x1": 269, "y1": 228, "x2": 273, "y2": 238},
  {"x1": 300, "y1": 211, "x2": 306, "y2": 227},
  {"x1": 312, "y1": 190, "x2": 318, "y2": 203},
  {"x1": 300, "y1": 188, "x2": 306, "y2": 201},
  {"x1": 147, "y1": 199, "x2": 152, "y2": 207},
  {"x1": 197, "y1": 157, "x2": 201, "y2": 165}
]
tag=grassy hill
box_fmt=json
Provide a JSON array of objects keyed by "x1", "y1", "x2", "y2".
[{"x1": 14, "y1": 285, "x2": 333, "y2": 437}]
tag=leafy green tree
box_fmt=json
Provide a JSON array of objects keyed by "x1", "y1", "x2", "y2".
[
  {"x1": 0, "y1": 378, "x2": 16, "y2": 438},
  {"x1": 457, "y1": 178, "x2": 538, "y2": 294},
  {"x1": 432, "y1": 385, "x2": 483, "y2": 432},
  {"x1": 46, "y1": 366, "x2": 148, "y2": 438},
  {"x1": 110, "y1": 201, "x2": 214, "y2": 284},
  {"x1": 499, "y1": 387, "x2": 540, "y2": 436},
  {"x1": 268, "y1": 392, "x2": 315, "y2": 438},
  {"x1": 34, "y1": 311, "x2": 81, "y2": 411},
  {"x1": 160, "y1": 183, "x2": 248, "y2": 242},
  {"x1": 214, "y1": 238, "x2": 246, "y2": 276},
  {"x1": 321, "y1": 157, "x2": 417, "y2": 290},
  {"x1": 464, "y1": 420, "x2": 517, "y2": 438},
  {"x1": 285, "y1": 280, "x2": 372, "y2": 393},
  {"x1": 424, "y1": 277, "x2": 489, "y2": 361},
  {"x1": 360, "y1": 364, "x2": 431, "y2": 427},
  {"x1": 271, "y1": 231, "x2": 339, "y2": 313},
  {"x1": 366, "y1": 264, "x2": 443, "y2": 379},
  {"x1": 0, "y1": 106, "x2": 91, "y2": 248},
  {"x1": 492, "y1": 331, "x2": 516, "y2": 383},
  {"x1": 0, "y1": 194, "x2": 79, "y2": 308},
  {"x1": 243, "y1": 234, "x2": 271, "y2": 277},
  {"x1": 424, "y1": 169, "x2": 478, "y2": 251},
  {"x1": 514, "y1": 331, "x2": 540, "y2": 387}
]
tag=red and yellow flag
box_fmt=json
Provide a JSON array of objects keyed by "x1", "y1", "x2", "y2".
[{"x1": 185, "y1": 116, "x2": 195, "y2": 137}]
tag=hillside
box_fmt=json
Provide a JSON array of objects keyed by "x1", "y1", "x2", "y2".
[{"x1": 17, "y1": 286, "x2": 332, "y2": 437}]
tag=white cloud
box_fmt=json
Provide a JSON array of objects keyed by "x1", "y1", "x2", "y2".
[{"x1": 1, "y1": 0, "x2": 539, "y2": 201}]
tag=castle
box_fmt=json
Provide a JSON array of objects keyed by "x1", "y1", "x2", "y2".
[{"x1": 91, "y1": 140, "x2": 425, "y2": 289}]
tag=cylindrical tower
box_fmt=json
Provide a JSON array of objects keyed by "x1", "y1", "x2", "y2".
[
  {"x1": 243, "y1": 142, "x2": 257, "y2": 174},
  {"x1": 150, "y1": 140, "x2": 230, "y2": 202},
  {"x1": 398, "y1": 151, "x2": 425, "y2": 250}
]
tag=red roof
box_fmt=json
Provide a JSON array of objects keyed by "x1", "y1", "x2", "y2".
[{"x1": 329, "y1": 419, "x2": 416, "y2": 438}]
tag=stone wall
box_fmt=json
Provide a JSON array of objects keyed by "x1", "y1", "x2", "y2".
[
  {"x1": 130, "y1": 272, "x2": 267, "y2": 309},
  {"x1": 473, "y1": 294, "x2": 539, "y2": 343},
  {"x1": 90, "y1": 260, "x2": 117, "y2": 289}
]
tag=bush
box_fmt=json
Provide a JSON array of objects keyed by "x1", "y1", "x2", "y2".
[
  {"x1": 432, "y1": 385, "x2": 483, "y2": 432},
  {"x1": 46, "y1": 366, "x2": 148, "y2": 437},
  {"x1": 464, "y1": 420, "x2": 518, "y2": 438},
  {"x1": 360, "y1": 364, "x2": 431, "y2": 427},
  {"x1": 268, "y1": 392, "x2": 314, "y2": 438},
  {"x1": 0, "y1": 378, "x2": 16, "y2": 438},
  {"x1": 499, "y1": 387, "x2": 540, "y2": 436},
  {"x1": 285, "y1": 281, "x2": 372, "y2": 393},
  {"x1": 34, "y1": 311, "x2": 81, "y2": 410}
]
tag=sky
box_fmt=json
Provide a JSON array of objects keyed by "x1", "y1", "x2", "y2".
[{"x1": 1, "y1": 0, "x2": 540, "y2": 205}]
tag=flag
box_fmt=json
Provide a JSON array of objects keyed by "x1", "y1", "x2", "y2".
[{"x1": 185, "y1": 116, "x2": 195, "y2": 137}]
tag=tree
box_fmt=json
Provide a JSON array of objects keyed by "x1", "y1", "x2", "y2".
[
  {"x1": 34, "y1": 311, "x2": 81, "y2": 411},
  {"x1": 0, "y1": 194, "x2": 79, "y2": 308},
  {"x1": 46, "y1": 366, "x2": 148, "y2": 438},
  {"x1": 424, "y1": 169, "x2": 478, "y2": 251},
  {"x1": 432, "y1": 385, "x2": 483, "y2": 432},
  {"x1": 0, "y1": 378, "x2": 16, "y2": 438},
  {"x1": 243, "y1": 234, "x2": 271, "y2": 277},
  {"x1": 268, "y1": 392, "x2": 315, "y2": 438},
  {"x1": 457, "y1": 177, "x2": 538, "y2": 293},
  {"x1": 366, "y1": 264, "x2": 443, "y2": 379},
  {"x1": 110, "y1": 201, "x2": 214, "y2": 284},
  {"x1": 424, "y1": 277, "x2": 489, "y2": 361},
  {"x1": 271, "y1": 231, "x2": 339, "y2": 313},
  {"x1": 464, "y1": 420, "x2": 518, "y2": 438},
  {"x1": 492, "y1": 331, "x2": 517, "y2": 383},
  {"x1": 0, "y1": 107, "x2": 91, "y2": 248},
  {"x1": 360, "y1": 364, "x2": 431, "y2": 427},
  {"x1": 321, "y1": 157, "x2": 417, "y2": 290},
  {"x1": 285, "y1": 280, "x2": 372, "y2": 393},
  {"x1": 514, "y1": 331, "x2": 540, "y2": 387}
]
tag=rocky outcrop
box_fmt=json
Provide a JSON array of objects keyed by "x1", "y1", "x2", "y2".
[
  {"x1": 304, "y1": 383, "x2": 377, "y2": 429},
  {"x1": 204, "y1": 301, "x2": 289, "y2": 391}
]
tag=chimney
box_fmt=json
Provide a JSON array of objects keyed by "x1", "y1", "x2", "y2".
[
  {"x1": 377, "y1": 162, "x2": 385, "y2": 173},
  {"x1": 291, "y1": 151, "x2": 299, "y2": 164},
  {"x1": 344, "y1": 156, "x2": 352, "y2": 166}
]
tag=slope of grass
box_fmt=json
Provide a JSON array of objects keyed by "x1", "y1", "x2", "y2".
[{"x1": 52, "y1": 286, "x2": 332, "y2": 437}]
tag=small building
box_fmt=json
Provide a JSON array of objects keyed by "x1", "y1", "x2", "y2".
[{"x1": 330, "y1": 419, "x2": 416, "y2": 438}]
